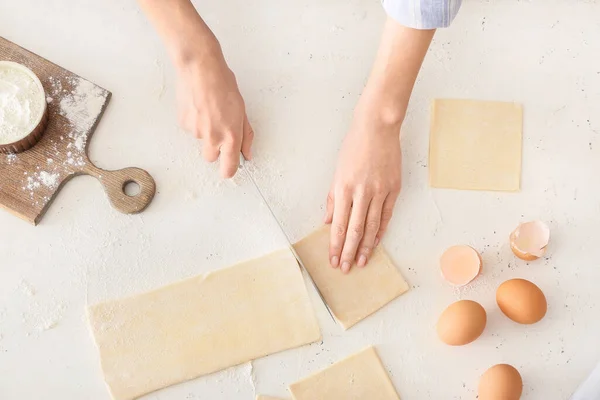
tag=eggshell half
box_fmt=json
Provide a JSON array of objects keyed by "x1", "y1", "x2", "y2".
[
  {"x1": 496, "y1": 278, "x2": 547, "y2": 324},
  {"x1": 478, "y1": 364, "x2": 523, "y2": 400},
  {"x1": 436, "y1": 300, "x2": 486, "y2": 346},
  {"x1": 440, "y1": 245, "x2": 482, "y2": 286},
  {"x1": 510, "y1": 221, "x2": 550, "y2": 261}
]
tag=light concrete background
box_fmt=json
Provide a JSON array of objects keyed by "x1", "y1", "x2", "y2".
[{"x1": 1, "y1": 0, "x2": 600, "y2": 398}]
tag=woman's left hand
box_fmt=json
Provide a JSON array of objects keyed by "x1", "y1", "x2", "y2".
[{"x1": 324, "y1": 97, "x2": 402, "y2": 274}]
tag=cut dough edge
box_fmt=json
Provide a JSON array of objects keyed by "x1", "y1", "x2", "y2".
[
  {"x1": 288, "y1": 346, "x2": 401, "y2": 400},
  {"x1": 87, "y1": 248, "x2": 321, "y2": 400},
  {"x1": 293, "y1": 225, "x2": 410, "y2": 330},
  {"x1": 87, "y1": 225, "x2": 409, "y2": 399}
]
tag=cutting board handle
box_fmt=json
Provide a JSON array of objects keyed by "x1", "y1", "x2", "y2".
[{"x1": 83, "y1": 164, "x2": 156, "y2": 214}]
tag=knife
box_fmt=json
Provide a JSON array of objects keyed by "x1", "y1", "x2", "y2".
[
  {"x1": 570, "y1": 361, "x2": 600, "y2": 400},
  {"x1": 239, "y1": 156, "x2": 336, "y2": 323}
]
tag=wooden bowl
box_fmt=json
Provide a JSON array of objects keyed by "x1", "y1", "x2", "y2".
[{"x1": 0, "y1": 61, "x2": 48, "y2": 154}]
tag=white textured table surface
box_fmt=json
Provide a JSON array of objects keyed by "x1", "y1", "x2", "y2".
[{"x1": 1, "y1": 0, "x2": 600, "y2": 399}]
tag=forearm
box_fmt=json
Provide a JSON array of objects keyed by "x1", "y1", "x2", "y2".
[
  {"x1": 361, "y1": 18, "x2": 435, "y2": 126},
  {"x1": 137, "y1": 0, "x2": 220, "y2": 67}
]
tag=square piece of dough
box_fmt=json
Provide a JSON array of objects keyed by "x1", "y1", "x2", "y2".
[
  {"x1": 429, "y1": 98, "x2": 523, "y2": 191},
  {"x1": 293, "y1": 226, "x2": 409, "y2": 329},
  {"x1": 88, "y1": 249, "x2": 321, "y2": 400},
  {"x1": 288, "y1": 346, "x2": 400, "y2": 400}
]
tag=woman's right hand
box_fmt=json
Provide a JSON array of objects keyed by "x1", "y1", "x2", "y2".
[
  {"x1": 175, "y1": 40, "x2": 254, "y2": 178},
  {"x1": 138, "y1": 0, "x2": 253, "y2": 178}
]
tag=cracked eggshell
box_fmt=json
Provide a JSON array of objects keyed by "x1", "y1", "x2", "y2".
[
  {"x1": 440, "y1": 245, "x2": 482, "y2": 286},
  {"x1": 510, "y1": 221, "x2": 550, "y2": 261}
]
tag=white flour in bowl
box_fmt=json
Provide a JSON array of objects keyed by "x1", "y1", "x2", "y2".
[{"x1": 0, "y1": 62, "x2": 46, "y2": 145}]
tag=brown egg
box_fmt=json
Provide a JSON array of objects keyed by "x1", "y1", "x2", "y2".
[
  {"x1": 436, "y1": 300, "x2": 486, "y2": 346},
  {"x1": 496, "y1": 279, "x2": 547, "y2": 324},
  {"x1": 478, "y1": 364, "x2": 523, "y2": 400}
]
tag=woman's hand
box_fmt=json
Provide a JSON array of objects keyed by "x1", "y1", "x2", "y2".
[
  {"x1": 324, "y1": 96, "x2": 402, "y2": 273},
  {"x1": 325, "y1": 18, "x2": 436, "y2": 273},
  {"x1": 138, "y1": 0, "x2": 253, "y2": 178},
  {"x1": 176, "y1": 44, "x2": 253, "y2": 178}
]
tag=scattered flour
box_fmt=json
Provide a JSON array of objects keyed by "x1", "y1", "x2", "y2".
[
  {"x1": 38, "y1": 311, "x2": 63, "y2": 331},
  {"x1": 17, "y1": 280, "x2": 66, "y2": 334},
  {"x1": 248, "y1": 361, "x2": 257, "y2": 393},
  {"x1": 58, "y1": 77, "x2": 106, "y2": 151},
  {"x1": 56, "y1": 76, "x2": 106, "y2": 167},
  {"x1": 39, "y1": 171, "x2": 59, "y2": 188},
  {"x1": 17, "y1": 76, "x2": 107, "y2": 200},
  {"x1": 48, "y1": 76, "x2": 62, "y2": 94},
  {"x1": 46, "y1": 75, "x2": 106, "y2": 168},
  {"x1": 25, "y1": 176, "x2": 40, "y2": 191},
  {"x1": 23, "y1": 301, "x2": 66, "y2": 334},
  {"x1": 5, "y1": 153, "x2": 17, "y2": 164},
  {"x1": 19, "y1": 280, "x2": 36, "y2": 297},
  {"x1": 23, "y1": 170, "x2": 60, "y2": 195}
]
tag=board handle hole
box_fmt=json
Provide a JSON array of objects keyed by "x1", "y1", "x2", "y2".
[{"x1": 123, "y1": 180, "x2": 141, "y2": 197}]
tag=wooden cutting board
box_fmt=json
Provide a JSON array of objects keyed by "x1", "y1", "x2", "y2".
[{"x1": 0, "y1": 36, "x2": 156, "y2": 225}]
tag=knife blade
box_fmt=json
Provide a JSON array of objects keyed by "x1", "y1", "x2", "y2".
[
  {"x1": 570, "y1": 361, "x2": 600, "y2": 400},
  {"x1": 239, "y1": 157, "x2": 336, "y2": 323}
]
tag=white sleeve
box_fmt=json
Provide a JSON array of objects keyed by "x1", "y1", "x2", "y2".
[{"x1": 381, "y1": 0, "x2": 463, "y2": 29}]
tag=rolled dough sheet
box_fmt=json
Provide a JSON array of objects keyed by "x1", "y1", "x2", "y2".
[
  {"x1": 293, "y1": 226, "x2": 409, "y2": 329},
  {"x1": 256, "y1": 396, "x2": 286, "y2": 400},
  {"x1": 288, "y1": 346, "x2": 400, "y2": 400},
  {"x1": 88, "y1": 249, "x2": 321, "y2": 400},
  {"x1": 429, "y1": 98, "x2": 523, "y2": 191}
]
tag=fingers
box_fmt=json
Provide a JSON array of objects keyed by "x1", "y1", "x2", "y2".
[
  {"x1": 324, "y1": 189, "x2": 334, "y2": 224},
  {"x1": 198, "y1": 116, "x2": 246, "y2": 178},
  {"x1": 376, "y1": 190, "x2": 400, "y2": 245},
  {"x1": 339, "y1": 193, "x2": 371, "y2": 274},
  {"x1": 176, "y1": 64, "x2": 251, "y2": 178},
  {"x1": 356, "y1": 195, "x2": 385, "y2": 267},
  {"x1": 202, "y1": 140, "x2": 220, "y2": 163},
  {"x1": 202, "y1": 133, "x2": 243, "y2": 178},
  {"x1": 221, "y1": 116, "x2": 251, "y2": 176},
  {"x1": 241, "y1": 116, "x2": 254, "y2": 161},
  {"x1": 329, "y1": 190, "x2": 352, "y2": 270},
  {"x1": 219, "y1": 140, "x2": 242, "y2": 178},
  {"x1": 327, "y1": 189, "x2": 398, "y2": 273}
]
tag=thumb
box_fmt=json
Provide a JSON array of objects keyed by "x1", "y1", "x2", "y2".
[
  {"x1": 241, "y1": 115, "x2": 254, "y2": 160},
  {"x1": 324, "y1": 188, "x2": 334, "y2": 224}
]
